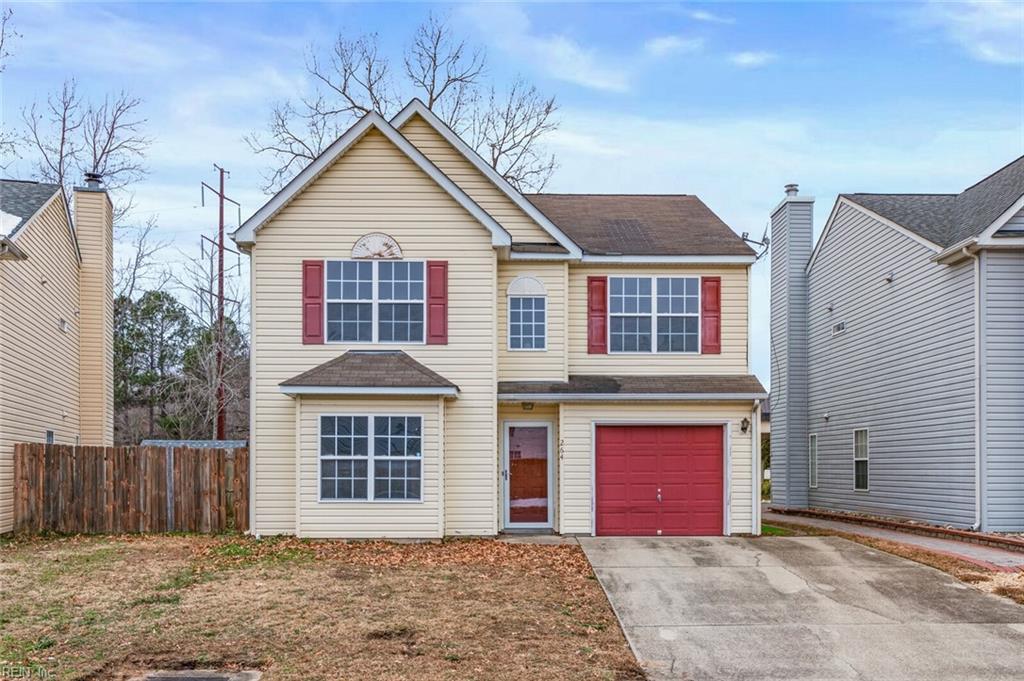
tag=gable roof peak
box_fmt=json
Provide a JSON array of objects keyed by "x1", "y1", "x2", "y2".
[
  {"x1": 232, "y1": 109, "x2": 511, "y2": 248},
  {"x1": 391, "y1": 99, "x2": 583, "y2": 258}
]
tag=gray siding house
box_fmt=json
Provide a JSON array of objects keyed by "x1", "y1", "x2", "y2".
[{"x1": 770, "y1": 156, "x2": 1024, "y2": 532}]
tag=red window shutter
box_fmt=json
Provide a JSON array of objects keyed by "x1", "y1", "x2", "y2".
[
  {"x1": 587, "y1": 276, "x2": 608, "y2": 354},
  {"x1": 701, "y1": 276, "x2": 721, "y2": 354},
  {"x1": 302, "y1": 260, "x2": 324, "y2": 344},
  {"x1": 426, "y1": 260, "x2": 448, "y2": 345}
]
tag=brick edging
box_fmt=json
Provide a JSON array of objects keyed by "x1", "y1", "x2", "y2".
[{"x1": 767, "y1": 507, "x2": 1024, "y2": 555}]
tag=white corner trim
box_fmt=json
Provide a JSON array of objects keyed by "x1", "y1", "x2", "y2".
[
  {"x1": 497, "y1": 392, "x2": 768, "y2": 402},
  {"x1": 232, "y1": 111, "x2": 511, "y2": 248},
  {"x1": 280, "y1": 385, "x2": 458, "y2": 396},
  {"x1": 391, "y1": 99, "x2": 583, "y2": 258},
  {"x1": 580, "y1": 254, "x2": 756, "y2": 265},
  {"x1": 807, "y1": 196, "x2": 943, "y2": 274}
]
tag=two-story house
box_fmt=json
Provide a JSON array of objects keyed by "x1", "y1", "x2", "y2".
[
  {"x1": 232, "y1": 100, "x2": 767, "y2": 539},
  {"x1": 0, "y1": 175, "x2": 114, "y2": 533},
  {"x1": 770, "y1": 156, "x2": 1024, "y2": 532}
]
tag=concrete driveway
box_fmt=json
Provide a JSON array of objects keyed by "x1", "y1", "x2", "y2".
[{"x1": 580, "y1": 536, "x2": 1024, "y2": 681}]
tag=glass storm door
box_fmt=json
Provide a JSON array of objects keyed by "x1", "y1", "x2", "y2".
[{"x1": 506, "y1": 424, "x2": 551, "y2": 527}]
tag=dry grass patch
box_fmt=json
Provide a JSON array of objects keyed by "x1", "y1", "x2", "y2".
[
  {"x1": 765, "y1": 519, "x2": 1024, "y2": 605},
  {"x1": 0, "y1": 534, "x2": 642, "y2": 680}
]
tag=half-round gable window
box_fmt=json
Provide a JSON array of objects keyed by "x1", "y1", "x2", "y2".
[
  {"x1": 507, "y1": 276, "x2": 546, "y2": 297},
  {"x1": 507, "y1": 276, "x2": 547, "y2": 351}
]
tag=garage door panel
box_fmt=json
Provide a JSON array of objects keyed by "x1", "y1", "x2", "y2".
[{"x1": 596, "y1": 425, "x2": 724, "y2": 536}]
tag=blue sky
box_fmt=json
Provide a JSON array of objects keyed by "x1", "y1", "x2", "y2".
[{"x1": 2, "y1": 1, "x2": 1022, "y2": 385}]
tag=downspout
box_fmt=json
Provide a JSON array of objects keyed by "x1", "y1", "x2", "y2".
[
  {"x1": 962, "y1": 247, "x2": 982, "y2": 531},
  {"x1": 752, "y1": 399, "x2": 761, "y2": 535}
]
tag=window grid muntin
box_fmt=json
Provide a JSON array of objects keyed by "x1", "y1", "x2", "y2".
[
  {"x1": 853, "y1": 429, "x2": 869, "y2": 491},
  {"x1": 809, "y1": 434, "x2": 818, "y2": 488},
  {"x1": 319, "y1": 415, "x2": 423, "y2": 502},
  {"x1": 608, "y1": 276, "x2": 701, "y2": 354},
  {"x1": 324, "y1": 260, "x2": 426, "y2": 344},
  {"x1": 508, "y1": 296, "x2": 547, "y2": 350},
  {"x1": 319, "y1": 416, "x2": 370, "y2": 500}
]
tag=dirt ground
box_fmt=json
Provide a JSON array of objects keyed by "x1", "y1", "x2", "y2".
[
  {"x1": 764, "y1": 520, "x2": 1024, "y2": 606},
  {"x1": 0, "y1": 534, "x2": 643, "y2": 681}
]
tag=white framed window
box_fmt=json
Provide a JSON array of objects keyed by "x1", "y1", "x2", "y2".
[
  {"x1": 509, "y1": 297, "x2": 546, "y2": 350},
  {"x1": 324, "y1": 260, "x2": 425, "y2": 344},
  {"x1": 608, "y1": 276, "x2": 700, "y2": 353},
  {"x1": 507, "y1": 276, "x2": 548, "y2": 351},
  {"x1": 809, "y1": 434, "x2": 818, "y2": 488},
  {"x1": 831, "y1": 321, "x2": 846, "y2": 336},
  {"x1": 853, "y1": 428, "x2": 869, "y2": 491},
  {"x1": 319, "y1": 415, "x2": 422, "y2": 501},
  {"x1": 45, "y1": 430, "x2": 54, "y2": 445}
]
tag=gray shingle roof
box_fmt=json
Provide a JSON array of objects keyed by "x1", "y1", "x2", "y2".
[
  {"x1": 0, "y1": 179, "x2": 62, "y2": 238},
  {"x1": 843, "y1": 155, "x2": 1024, "y2": 248},
  {"x1": 524, "y1": 194, "x2": 755, "y2": 257},
  {"x1": 280, "y1": 350, "x2": 458, "y2": 391},
  {"x1": 498, "y1": 374, "x2": 767, "y2": 398}
]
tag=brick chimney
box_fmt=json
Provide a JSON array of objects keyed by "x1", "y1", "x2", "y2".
[
  {"x1": 769, "y1": 183, "x2": 814, "y2": 508},
  {"x1": 74, "y1": 173, "x2": 114, "y2": 445}
]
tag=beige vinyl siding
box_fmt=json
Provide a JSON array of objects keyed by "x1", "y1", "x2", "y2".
[
  {"x1": 297, "y1": 396, "x2": 442, "y2": 538},
  {"x1": 498, "y1": 402, "x2": 559, "y2": 528},
  {"x1": 250, "y1": 128, "x2": 497, "y2": 536},
  {"x1": 74, "y1": 189, "x2": 114, "y2": 445},
  {"x1": 497, "y1": 262, "x2": 568, "y2": 381},
  {"x1": 558, "y1": 402, "x2": 756, "y2": 535},
  {"x1": 398, "y1": 114, "x2": 554, "y2": 244},
  {"x1": 567, "y1": 264, "x2": 749, "y2": 374},
  {"x1": 0, "y1": 194, "x2": 81, "y2": 532}
]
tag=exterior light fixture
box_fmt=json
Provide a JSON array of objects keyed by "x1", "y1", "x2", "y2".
[{"x1": 741, "y1": 417, "x2": 750, "y2": 433}]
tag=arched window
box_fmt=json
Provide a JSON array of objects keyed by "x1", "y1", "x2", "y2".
[{"x1": 507, "y1": 276, "x2": 547, "y2": 351}]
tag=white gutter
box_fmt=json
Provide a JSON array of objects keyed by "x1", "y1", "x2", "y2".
[
  {"x1": 280, "y1": 385, "x2": 458, "y2": 396},
  {"x1": 497, "y1": 392, "x2": 768, "y2": 402},
  {"x1": 963, "y1": 246, "x2": 983, "y2": 531},
  {"x1": 580, "y1": 254, "x2": 756, "y2": 265}
]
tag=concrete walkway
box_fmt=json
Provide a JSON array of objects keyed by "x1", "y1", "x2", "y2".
[
  {"x1": 582, "y1": 536, "x2": 1024, "y2": 681},
  {"x1": 763, "y1": 511, "x2": 1024, "y2": 570}
]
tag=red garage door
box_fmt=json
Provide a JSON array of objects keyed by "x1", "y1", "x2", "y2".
[{"x1": 595, "y1": 425, "x2": 724, "y2": 536}]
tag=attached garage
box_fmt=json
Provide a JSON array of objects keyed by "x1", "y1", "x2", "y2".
[{"x1": 595, "y1": 425, "x2": 724, "y2": 536}]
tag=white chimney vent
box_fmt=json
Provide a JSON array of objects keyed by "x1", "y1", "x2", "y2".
[{"x1": 784, "y1": 183, "x2": 799, "y2": 197}]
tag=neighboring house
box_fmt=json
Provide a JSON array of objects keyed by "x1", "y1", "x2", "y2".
[
  {"x1": 0, "y1": 175, "x2": 115, "y2": 533},
  {"x1": 770, "y1": 157, "x2": 1024, "y2": 532},
  {"x1": 232, "y1": 99, "x2": 766, "y2": 539}
]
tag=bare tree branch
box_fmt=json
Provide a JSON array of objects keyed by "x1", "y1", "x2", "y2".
[
  {"x1": 470, "y1": 78, "x2": 558, "y2": 191},
  {"x1": 404, "y1": 12, "x2": 485, "y2": 131},
  {"x1": 22, "y1": 79, "x2": 83, "y2": 203},
  {"x1": 0, "y1": 7, "x2": 21, "y2": 168},
  {"x1": 249, "y1": 15, "x2": 558, "y2": 194},
  {"x1": 81, "y1": 91, "x2": 151, "y2": 192},
  {"x1": 115, "y1": 215, "x2": 170, "y2": 301}
]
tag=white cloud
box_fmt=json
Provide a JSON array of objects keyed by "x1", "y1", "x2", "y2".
[
  {"x1": 687, "y1": 9, "x2": 735, "y2": 25},
  {"x1": 459, "y1": 4, "x2": 630, "y2": 92},
  {"x1": 908, "y1": 0, "x2": 1023, "y2": 64},
  {"x1": 643, "y1": 35, "x2": 705, "y2": 58},
  {"x1": 729, "y1": 51, "x2": 778, "y2": 68},
  {"x1": 13, "y1": 6, "x2": 218, "y2": 74}
]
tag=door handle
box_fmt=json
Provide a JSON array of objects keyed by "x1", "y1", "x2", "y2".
[{"x1": 657, "y1": 489, "x2": 662, "y2": 503}]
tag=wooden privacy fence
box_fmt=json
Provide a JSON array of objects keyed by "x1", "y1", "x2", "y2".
[{"x1": 12, "y1": 444, "x2": 249, "y2": 534}]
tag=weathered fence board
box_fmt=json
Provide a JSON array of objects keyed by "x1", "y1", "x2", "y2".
[{"x1": 12, "y1": 443, "x2": 249, "y2": 534}]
